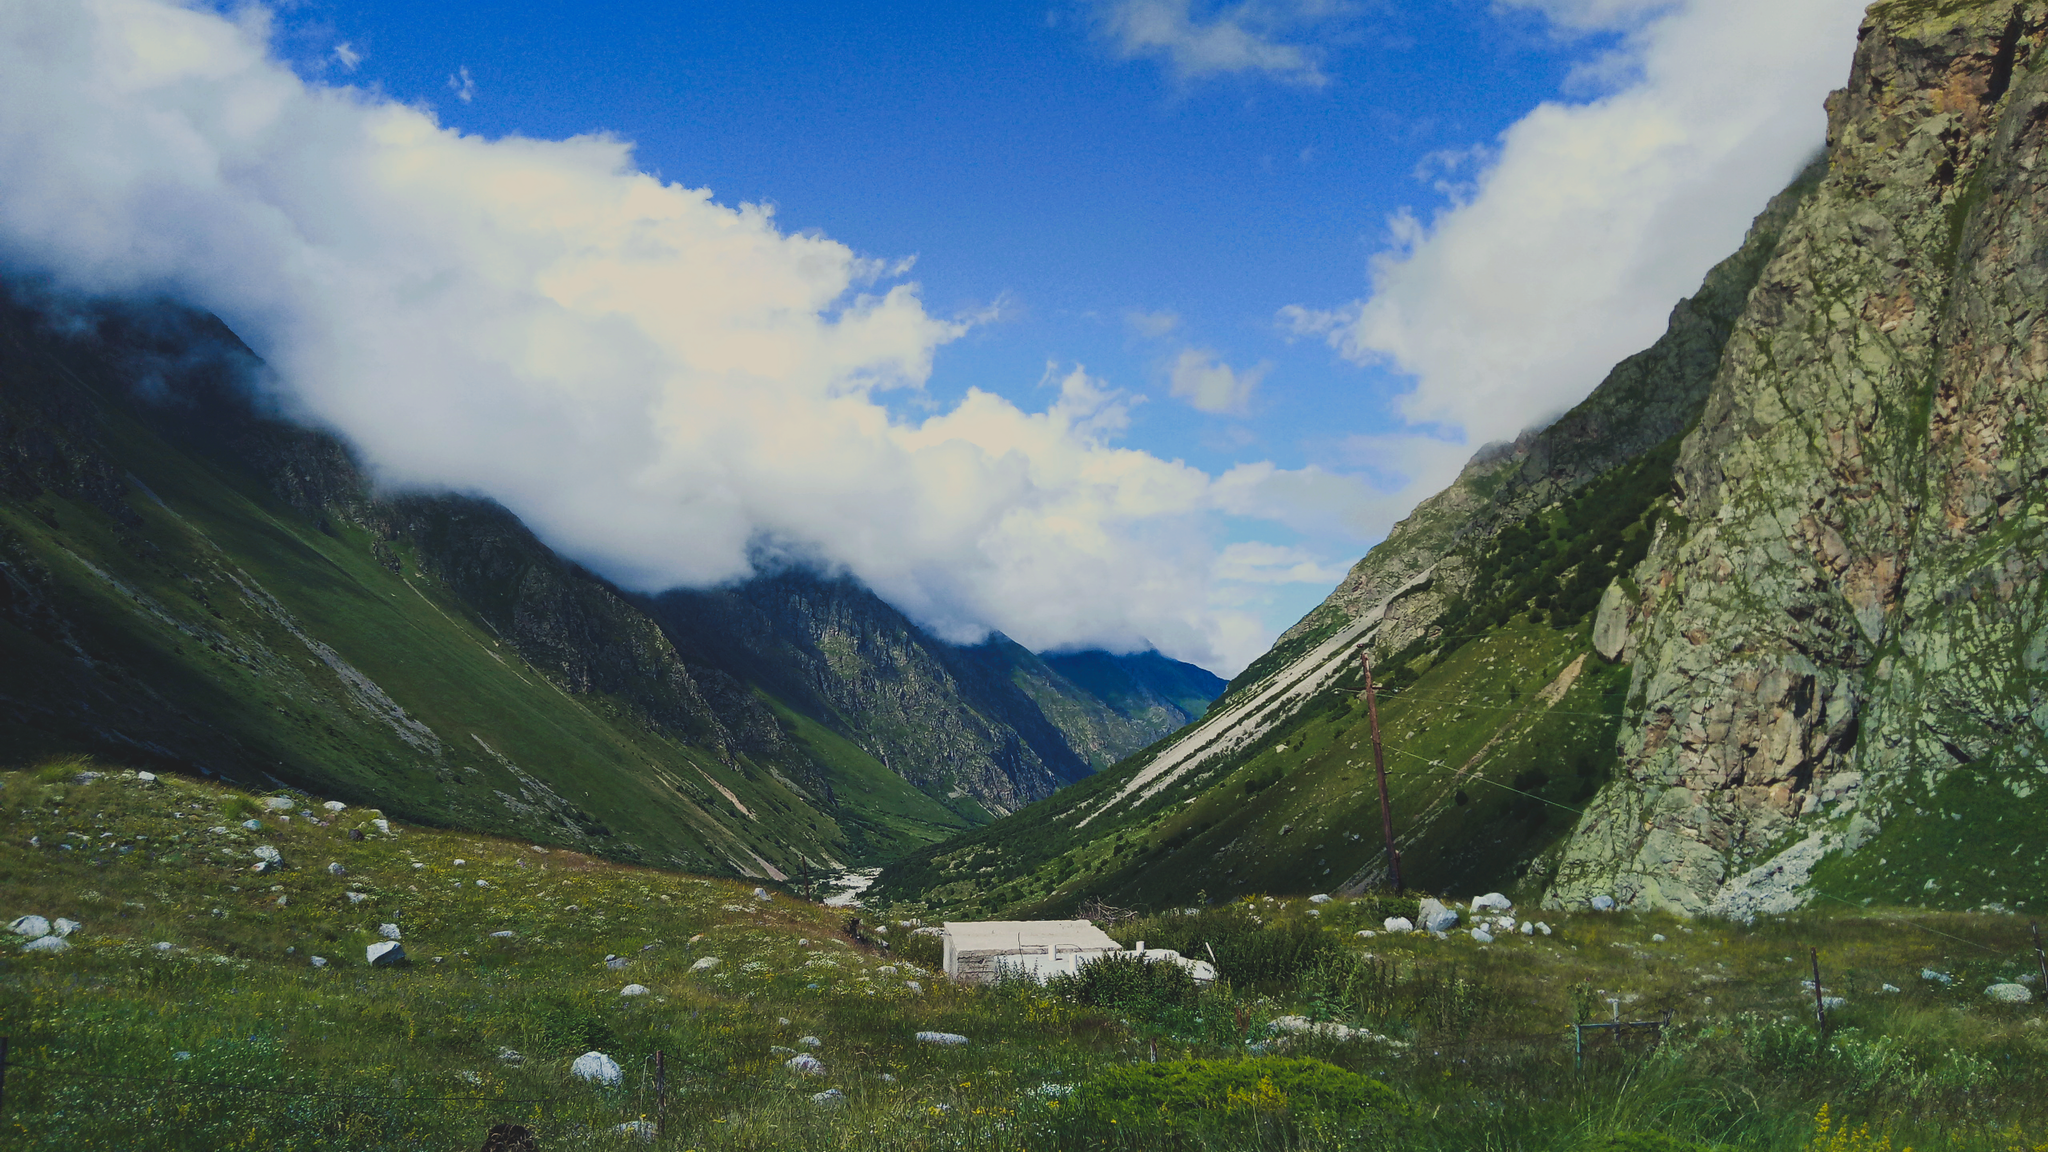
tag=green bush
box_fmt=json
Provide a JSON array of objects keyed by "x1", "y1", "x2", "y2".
[
  {"x1": 1116, "y1": 906, "x2": 1338, "y2": 987},
  {"x1": 1049, "y1": 952, "x2": 1200, "y2": 1011},
  {"x1": 893, "y1": 928, "x2": 944, "y2": 971},
  {"x1": 219, "y1": 793, "x2": 259, "y2": 821},
  {"x1": 1577, "y1": 1133, "x2": 1711, "y2": 1152},
  {"x1": 1074, "y1": 1056, "x2": 1407, "y2": 1135}
]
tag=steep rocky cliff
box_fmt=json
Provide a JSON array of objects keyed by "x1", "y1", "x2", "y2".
[
  {"x1": 875, "y1": 0, "x2": 2048, "y2": 919},
  {"x1": 1551, "y1": 0, "x2": 2048, "y2": 916}
]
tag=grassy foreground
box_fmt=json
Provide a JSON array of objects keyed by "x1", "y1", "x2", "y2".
[{"x1": 1, "y1": 760, "x2": 2045, "y2": 1151}]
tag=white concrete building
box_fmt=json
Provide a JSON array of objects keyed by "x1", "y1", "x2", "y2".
[{"x1": 939, "y1": 920, "x2": 1218, "y2": 985}]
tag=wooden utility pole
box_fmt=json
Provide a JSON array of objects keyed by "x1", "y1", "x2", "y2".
[{"x1": 1360, "y1": 646, "x2": 1403, "y2": 894}]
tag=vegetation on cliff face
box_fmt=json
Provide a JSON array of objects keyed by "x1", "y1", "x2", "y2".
[{"x1": 0, "y1": 289, "x2": 1219, "y2": 879}]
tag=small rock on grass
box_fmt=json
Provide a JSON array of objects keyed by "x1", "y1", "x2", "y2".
[
  {"x1": 785, "y1": 1054, "x2": 825, "y2": 1075},
  {"x1": 691, "y1": 956, "x2": 720, "y2": 972},
  {"x1": 1986, "y1": 983, "x2": 2032, "y2": 1003},
  {"x1": 379, "y1": 923, "x2": 402, "y2": 940},
  {"x1": 1383, "y1": 916, "x2": 1414, "y2": 933},
  {"x1": 811, "y1": 1088, "x2": 846, "y2": 1107},
  {"x1": 328, "y1": 862, "x2": 346, "y2": 876},
  {"x1": 798, "y1": 1036, "x2": 822, "y2": 1048},
  {"x1": 1470, "y1": 928, "x2": 1494, "y2": 944},
  {"x1": 9, "y1": 916, "x2": 49, "y2": 937},
  {"x1": 1591, "y1": 895, "x2": 1617, "y2": 911},
  {"x1": 915, "y1": 1031, "x2": 968, "y2": 1046},
  {"x1": 620, "y1": 984, "x2": 650, "y2": 997},
  {"x1": 310, "y1": 956, "x2": 328, "y2": 968},
  {"x1": 571, "y1": 1051, "x2": 621, "y2": 1084},
  {"x1": 22, "y1": 936, "x2": 68, "y2": 954},
  {"x1": 367, "y1": 941, "x2": 406, "y2": 966}
]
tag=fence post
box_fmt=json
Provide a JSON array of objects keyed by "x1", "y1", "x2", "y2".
[
  {"x1": 1572, "y1": 1023, "x2": 1582, "y2": 1072},
  {"x1": 1810, "y1": 947, "x2": 1828, "y2": 1044},
  {"x1": 2033, "y1": 922, "x2": 2046, "y2": 993},
  {"x1": 655, "y1": 1049, "x2": 666, "y2": 1140}
]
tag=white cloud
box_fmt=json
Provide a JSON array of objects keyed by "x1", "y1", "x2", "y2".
[
  {"x1": 1213, "y1": 541, "x2": 1346, "y2": 585},
  {"x1": 1092, "y1": 0, "x2": 1344, "y2": 87},
  {"x1": 1291, "y1": 0, "x2": 1864, "y2": 452},
  {"x1": 447, "y1": 65, "x2": 474, "y2": 103},
  {"x1": 1124, "y1": 307, "x2": 1180, "y2": 339},
  {"x1": 0, "y1": 0, "x2": 1363, "y2": 675},
  {"x1": 1168, "y1": 347, "x2": 1268, "y2": 414},
  {"x1": 332, "y1": 42, "x2": 359, "y2": 70}
]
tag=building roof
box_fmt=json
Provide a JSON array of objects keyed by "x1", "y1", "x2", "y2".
[{"x1": 941, "y1": 919, "x2": 1121, "y2": 953}]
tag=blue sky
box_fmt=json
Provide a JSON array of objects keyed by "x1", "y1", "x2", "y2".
[{"x1": 0, "y1": 0, "x2": 1865, "y2": 671}]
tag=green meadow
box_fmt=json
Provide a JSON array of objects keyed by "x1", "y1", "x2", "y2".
[{"x1": 2, "y1": 758, "x2": 2045, "y2": 1150}]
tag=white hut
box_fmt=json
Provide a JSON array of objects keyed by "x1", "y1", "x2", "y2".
[{"x1": 939, "y1": 920, "x2": 1218, "y2": 985}]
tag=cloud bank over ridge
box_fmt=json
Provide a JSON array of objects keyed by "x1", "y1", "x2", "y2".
[
  {"x1": 1289, "y1": 0, "x2": 1865, "y2": 487},
  {"x1": 0, "y1": 0, "x2": 1357, "y2": 673}
]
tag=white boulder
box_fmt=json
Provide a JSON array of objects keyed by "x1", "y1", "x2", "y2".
[
  {"x1": 310, "y1": 956, "x2": 328, "y2": 968},
  {"x1": 571, "y1": 1051, "x2": 622, "y2": 1084},
  {"x1": 252, "y1": 845, "x2": 282, "y2": 864},
  {"x1": 754, "y1": 887, "x2": 772, "y2": 901},
  {"x1": 322, "y1": 801, "x2": 346, "y2": 812},
  {"x1": 691, "y1": 956, "x2": 721, "y2": 972},
  {"x1": 367, "y1": 941, "x2": 406, "y2": 966},
  {"x1": 371, "y1": 819, "x2": 391, "y2": 835},
  {"x1": 798, "y1": 1036, "x2": 823, "y2": 1048},
  {"x1": 1590, "y1": 895, "x2": 1617, "y2": 911},
  {"x1": 327, "y1": 862, "x2": 346, "y2": 876},
  {"x1": 785, "y1": 1054, "x2": 825, "y2": 1075},
  {"x1": 1986, "y1": 983, "x2": 2033, "y2": 1003},
  {"x1": 810, "y1": 1088, "x2": 847, "y2": 1107},
  {"x1": 263, "y1": 797, "x2": 294, "y2": 810},
  {"x1": 1471, "y1": 892, "x2": 1513, "y2": 914},
  {"x1": 1520, "y1": 921, "x2": 1535, "y2": 936},
  {"x1": 1471, "y1": 928, "x2": 1494, "y2": 944},
  {"x1": 1383, "y1": 916, "x2": 1415, "y2": 933},
  {"x1": 915, "y1": 1031, "x2": 968, "y2": 1046},
  {"x1": 1308, "y1": 893, "x2": 1332, "y2": 904},
  {"x1": 620, "y1": 984, "x2": 650, "y2": 997},
  {"x1": 51, "y1": 918, "x2": 79, "y2": 936},
  {"x1": 1418, "y1": 898, "x2": 1459, "y2": 933},
  {"x1": 378, "y1": 923, "x2": 402, "y2": 940},
  {"x1": 10, "y1": 915, "x2": 49, "y2": 938},
  {"x1": 136, "y1": 771, "x2": 157, "y2": 783},
  {"x1": 22, "y1": 935, "x2": 68, "y2": 954}
]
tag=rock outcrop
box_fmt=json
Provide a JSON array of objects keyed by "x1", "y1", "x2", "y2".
[{"x1": 1550, "y1": 0, "x2": 2048, "y2": 914}]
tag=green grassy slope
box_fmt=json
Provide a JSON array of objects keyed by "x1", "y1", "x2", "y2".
[
  {"x1": 3, "y1": 763, "x2": 2043, "y2": 1151},
  {"x1": 870, "y1": 447, "x2": 1682, "y2": 916},
  {"x1": 0, "y1": 297, "x2": 964, "y2": 877}
]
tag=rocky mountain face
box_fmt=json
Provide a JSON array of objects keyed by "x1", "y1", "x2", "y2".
[
  {"x1": 876, "y1": 0, "x2": 2047, "y2": 921},
  {"x1": 0, "y1": 287, "x2": 1220, "y2": 876},
  {"x1": 1551, "y1": 0, "x2": 2048, "y2": 917}
]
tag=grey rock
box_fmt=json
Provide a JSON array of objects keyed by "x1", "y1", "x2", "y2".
[
  {"x1": 1986, "y1": 983, "x2": 2032, "y2": 1004},
  {"x1": 570, "y1": 1051, "x2": 621, "y2": 1084},
  {"x1": 22, "y1": 935, "x2": 68, "y2": 954},
  {"x1": 366, "y1": 941, "x2": 406, "y2": 966},
  {"x1": 1418, "y1": 898, "x2": 1459, "y2": 933},
  {"x1": 1383, "y1": 916, "x2": 1415, "y2": 933},
  {"x1": 915, "y1": 1031, "x2": 968, "y2": 1046},
  {"x1": 9, "y1": 915, "x2": 49, "y2": 937},
  {"x1": 1470, "y1": 928, "x2": 1494, "y2": 944},
  {"x1": 310, "y1": 955, "x2": 328, "y2": 968},
  {"x1": 378, "y1": 923, "x2": 402, "y2": 940},
  {"x1": 1471, "y1": 893, "x2": 1513, "y2": 914},
  {"x1": 691, "y1": 956, "x2": 720, "y2": 971},
  {"x1": 1590, "y1": 895, "x2": 1616, "y2": 912},
  {"x1": 620, "y1": 984, "x2": 650, "y2": 997},
  {"x1": 811, "y1": 1088, "x2": 847, "y2": 1107},
  {"x1": 785, "y1": 1054, "x2": 826, "y2": 1075},
  {"x1": 327, "y1": 862, "x2": 345, "y2": 876}
]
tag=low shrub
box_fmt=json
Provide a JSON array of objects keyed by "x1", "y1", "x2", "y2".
[
  {"x1": 1072, "y1": 1056, "x2": 1407, "y2": 1143},
  {"x1": 1049, "y1": 952, "x2": 1200, "y2": 1012}
]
